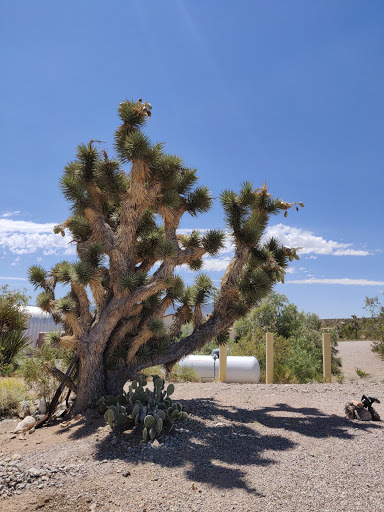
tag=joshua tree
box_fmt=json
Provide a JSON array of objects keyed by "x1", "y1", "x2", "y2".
[{"x1": 28, "y1": 98, "x2": 302, "y2": 413}]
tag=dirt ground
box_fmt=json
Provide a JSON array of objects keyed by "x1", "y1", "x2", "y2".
[
  {"x1": 1, "y1": 344, "x2": 383, "y2": 512},
  {"x1": 337, "y1": 340, "x2": 384, "y2": 381}
]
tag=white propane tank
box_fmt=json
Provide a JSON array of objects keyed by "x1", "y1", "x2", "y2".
[{"x1": 178, "y1": 355, "x2": 260, "y2": 383}]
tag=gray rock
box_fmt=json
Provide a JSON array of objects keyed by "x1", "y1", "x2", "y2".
[
  {"x1": 38, "y1": 398, "x2": 47, "y2": 414},
  {"x1": 14, "y1": 416, "x2": 36, "y2": 433},
  {"x1": 17, "y1": 401, "x2": 30, "y2": 419},
  {"x1": 28, "y1": 467, "x2": 41, "y2": 477}
]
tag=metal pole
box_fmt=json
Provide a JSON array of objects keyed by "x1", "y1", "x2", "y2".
[
  {"x1": 322, "y1": 333, "x2": 332, "y2": 383},
  {"x1": 219, "y1": 344, "x2": 227, "y2": 382},
  {"x1": 266, "y1": 332, "x2": 274, "y2": 384}
]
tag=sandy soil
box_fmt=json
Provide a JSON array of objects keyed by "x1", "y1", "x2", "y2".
[{"x1": 337, "y1": 340, "x2": 384, "y2": 381}]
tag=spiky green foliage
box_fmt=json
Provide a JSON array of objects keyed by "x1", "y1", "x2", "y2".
[
  {"x1": 216, "y1": 331, "x2": 230, "y2": 345},
  {"x1": 60, "y1": 164, "x2": 90, "y2": 209},
  {"x1": 166, "y1": 276, "x2": 185, "y2": 301},
  {"x1": 82, "y1": 243, "x2": 105, "y2": 267},
  {"x1": 57, "y1": 297, "x2": 75, "y2": 314},
  {"x1": 185, "y1": 186, "x2": 212, "y2": 216},
  {"x1": 155, "y1": 239, "x2": 177, "y2": 259},
  {"x1": 147, "y1": 317, "x2": 166, "y2": 337},
  {"x1": 193, "y1": 274, "x2": 214, "y2": 305},
  {"x1": 52, "y1": 261, "x2": 72, "y2": 283},
  {"x1": 44, "y1": 330, "x2": 62, "y2": 345},
  {"x1": 71, "y1": 261, "x2": 94, "y2": 286},
  {"x1": 28, "y1": 266, "x2": 47, "y2": 289},
  {"x1": 36, "y1": 292, "x2": 53, "y2": 311},
  {"x1": 181, "y1": 231, "x2": 201, "y2": 249},
  {"x1": 136, "y1": 210, "x2": 157, "y2": 237},
  {"x1": 0, "y1": 287, "x2": 30, "y2": 373},
  {"x1": 136, "y1": 344, "x2": 152, "y2": 362},
  {"x1": 176, "y1": 168, "x2": 198, "y2": 194},
  {"x1": 202, "y1": 230, "x2": 225, "y2": 255},
  {"x1": 189, "y1": 258, "x2": 203, "y2": 271},
  {"x1": 67, "y1": 215, "x2": 92, "y2": 241},
  {"x1": 239, "y1": 268, "x2": 271, "y2": 304},
  {"x1": 94, "y1": 159, "x2": 127, "y2": 197},
  {"x1": 76, "y1": 143, "x2": 99, "y2": 182},
  {"x1": 120, "y1": 271, "x2": 148, "y2": 292},
  {"x1": 124, "y1": 131, "x2": 152, "y2": 161}
]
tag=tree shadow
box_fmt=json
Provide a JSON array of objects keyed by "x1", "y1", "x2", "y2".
[
  {"x1": 91, "y1": 396, "x2": 382, "y2": 493},
  {"x1": 53, "y1": 410, "x2": 104, "y2": 439},
  {"x1": 203, "y1": 401, "x2": 383, "y2": 440}
]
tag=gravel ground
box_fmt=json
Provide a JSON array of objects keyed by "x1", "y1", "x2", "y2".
[{"x1": 1, "y1": 380, "x2": 384, "y2": 512}]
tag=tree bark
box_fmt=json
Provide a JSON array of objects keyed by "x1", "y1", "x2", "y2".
[{"x1": 73, "y1": 345, "x2": 106, "y2": 414}]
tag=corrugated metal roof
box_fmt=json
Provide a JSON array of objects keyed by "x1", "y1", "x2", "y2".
[{"x1": 23, "y1": 306, "x2": 63, "y2": 348}]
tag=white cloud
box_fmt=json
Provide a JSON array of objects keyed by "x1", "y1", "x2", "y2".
[
  {"x1": 266, "y1": 224, "x2": 370, "y2": 256},
  {"x1": 1, "y1": 211, "x2": 21, "y2": 218},
  {"x1": 333, "y1": 249, "x2": 370, "y2": 256},
  {"x1": 0, "y1": 218, "x2": 75, "y2": 256},
  {"x1": 0, "y1": 219, "x2": 56, "y2": 234},
  {"x1": 10, "y1": 257, "x2": 20, "y2": 266},
  {"x1": 0, "y1": 216, "x2": 372, "y2": 262},
  {"x1": 0, "y1": 276, "x2": 27, "y2": 281},
  {"x1": 287, "y1": 278, "x2": 384, "y2": 286},
  {"x1": 202, "y1": 255, "x2": 232, "y2": 271}
]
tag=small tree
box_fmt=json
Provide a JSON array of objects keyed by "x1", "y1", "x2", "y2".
[
  {"x1": 28, "y1": 99, "x2": 302, "y2": 413},
  {"x1": 363, "y1": 294, "x2": 384, "y2": 357},
  {"x1": 0, "y1": 285, "x2": 30, "y2": 374}
]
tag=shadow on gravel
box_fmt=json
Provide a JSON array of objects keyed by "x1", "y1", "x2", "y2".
[
  {"x1": 53, "y1": 412, "x2": 104, "y2": 440},
  {"x1": 66, "y1": 396, "x2": 383, "y2": 493},
  {"x1": 93, "y1": 397, "x2": 296, "y2": 494},
  {"x1": 242, "y1": 403, "x2": 383, "y2": 439},
  {"x1": 55, "y1": 396, "x2": 383, "y2": 494}
]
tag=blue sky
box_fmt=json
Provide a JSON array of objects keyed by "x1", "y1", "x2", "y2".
[{"x1": 0, "y1": 0, "x2": 383, "y2": 318}]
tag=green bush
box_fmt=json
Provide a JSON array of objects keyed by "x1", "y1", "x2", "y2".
[
  {"x1": 0, "y1": 285, "x2": 30, "y2": 375},
  {"x1": 169, "y1": 364, "x2": 200, "y2": 382},
  {"x1": 0, "y1": 377, "x2": 27, "y2": 416},
  {"x1": 232, "y1": 292, "x2": 341, "y2": 383},
  {"x1": 364, "y1": 295, "x2": 384, "y2": 357},
  {"x1": 140, "y1": 364, "x2": 200, "y2": 382},
  {"x1": 20, "y1": 338, "x2": 73, "y2": 403}
]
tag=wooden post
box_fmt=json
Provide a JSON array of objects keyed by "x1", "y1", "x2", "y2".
[
  {"x1": 219, "y1": 344, "x2": 227, "y2": 382},
  {"x1": 322, "y1": 333, "x2": 332, "y2": 383},
  {"x1": 266, "y1": 332, "x2": 274, "y2": 384}
]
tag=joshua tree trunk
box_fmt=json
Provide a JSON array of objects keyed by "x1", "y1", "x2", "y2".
[{"x1": 74, "y1": 342, "x2": 106, "y2": 414}]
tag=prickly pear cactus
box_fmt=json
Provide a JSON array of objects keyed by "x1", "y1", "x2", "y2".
[
  {"x1": 99, "y1": 376, "x2": 188, "y2": 440},
  {"x1": 103, "y1": 403, "x2": 128, "y2": 429}
]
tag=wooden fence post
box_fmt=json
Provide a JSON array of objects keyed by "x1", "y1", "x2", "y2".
[
  {"x1": 322, "y1": 332, "x2": 332, "y2": 383},
  {"x1": 266, "y1": 332, "x2": 274, "y2": 384},
  {"x1": 219, "y1": 344, "x2": 227, "y2": 382}
]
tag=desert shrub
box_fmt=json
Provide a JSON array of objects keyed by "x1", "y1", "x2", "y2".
[
  {"x1": 0, "y1": 286, "x2": 30, "y2": 375},
  {"x1": 232, "y1": 329, "x2": 296, "y2": 383},
  {"x1": 140, "y1": 366, "x2": 166, "y2": 380},
  {"x1": 0, "y1": 377, "x2": 27, "y2": 416},
  {"x1": 363, "y1": 295, "x2": 384, "y2": 358},
  {"x1": 168, "y1": 364, "x2": 200, "y2": 382},
  {"x1": 232, "y1": 292, "x2": 341, "y2": 383},
  {"x1": 140, "y1": 364, "x2": 200, "y2": 382},
  {"x1": 20, "y1": 337, "x2": 73, "y2": 403}
]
